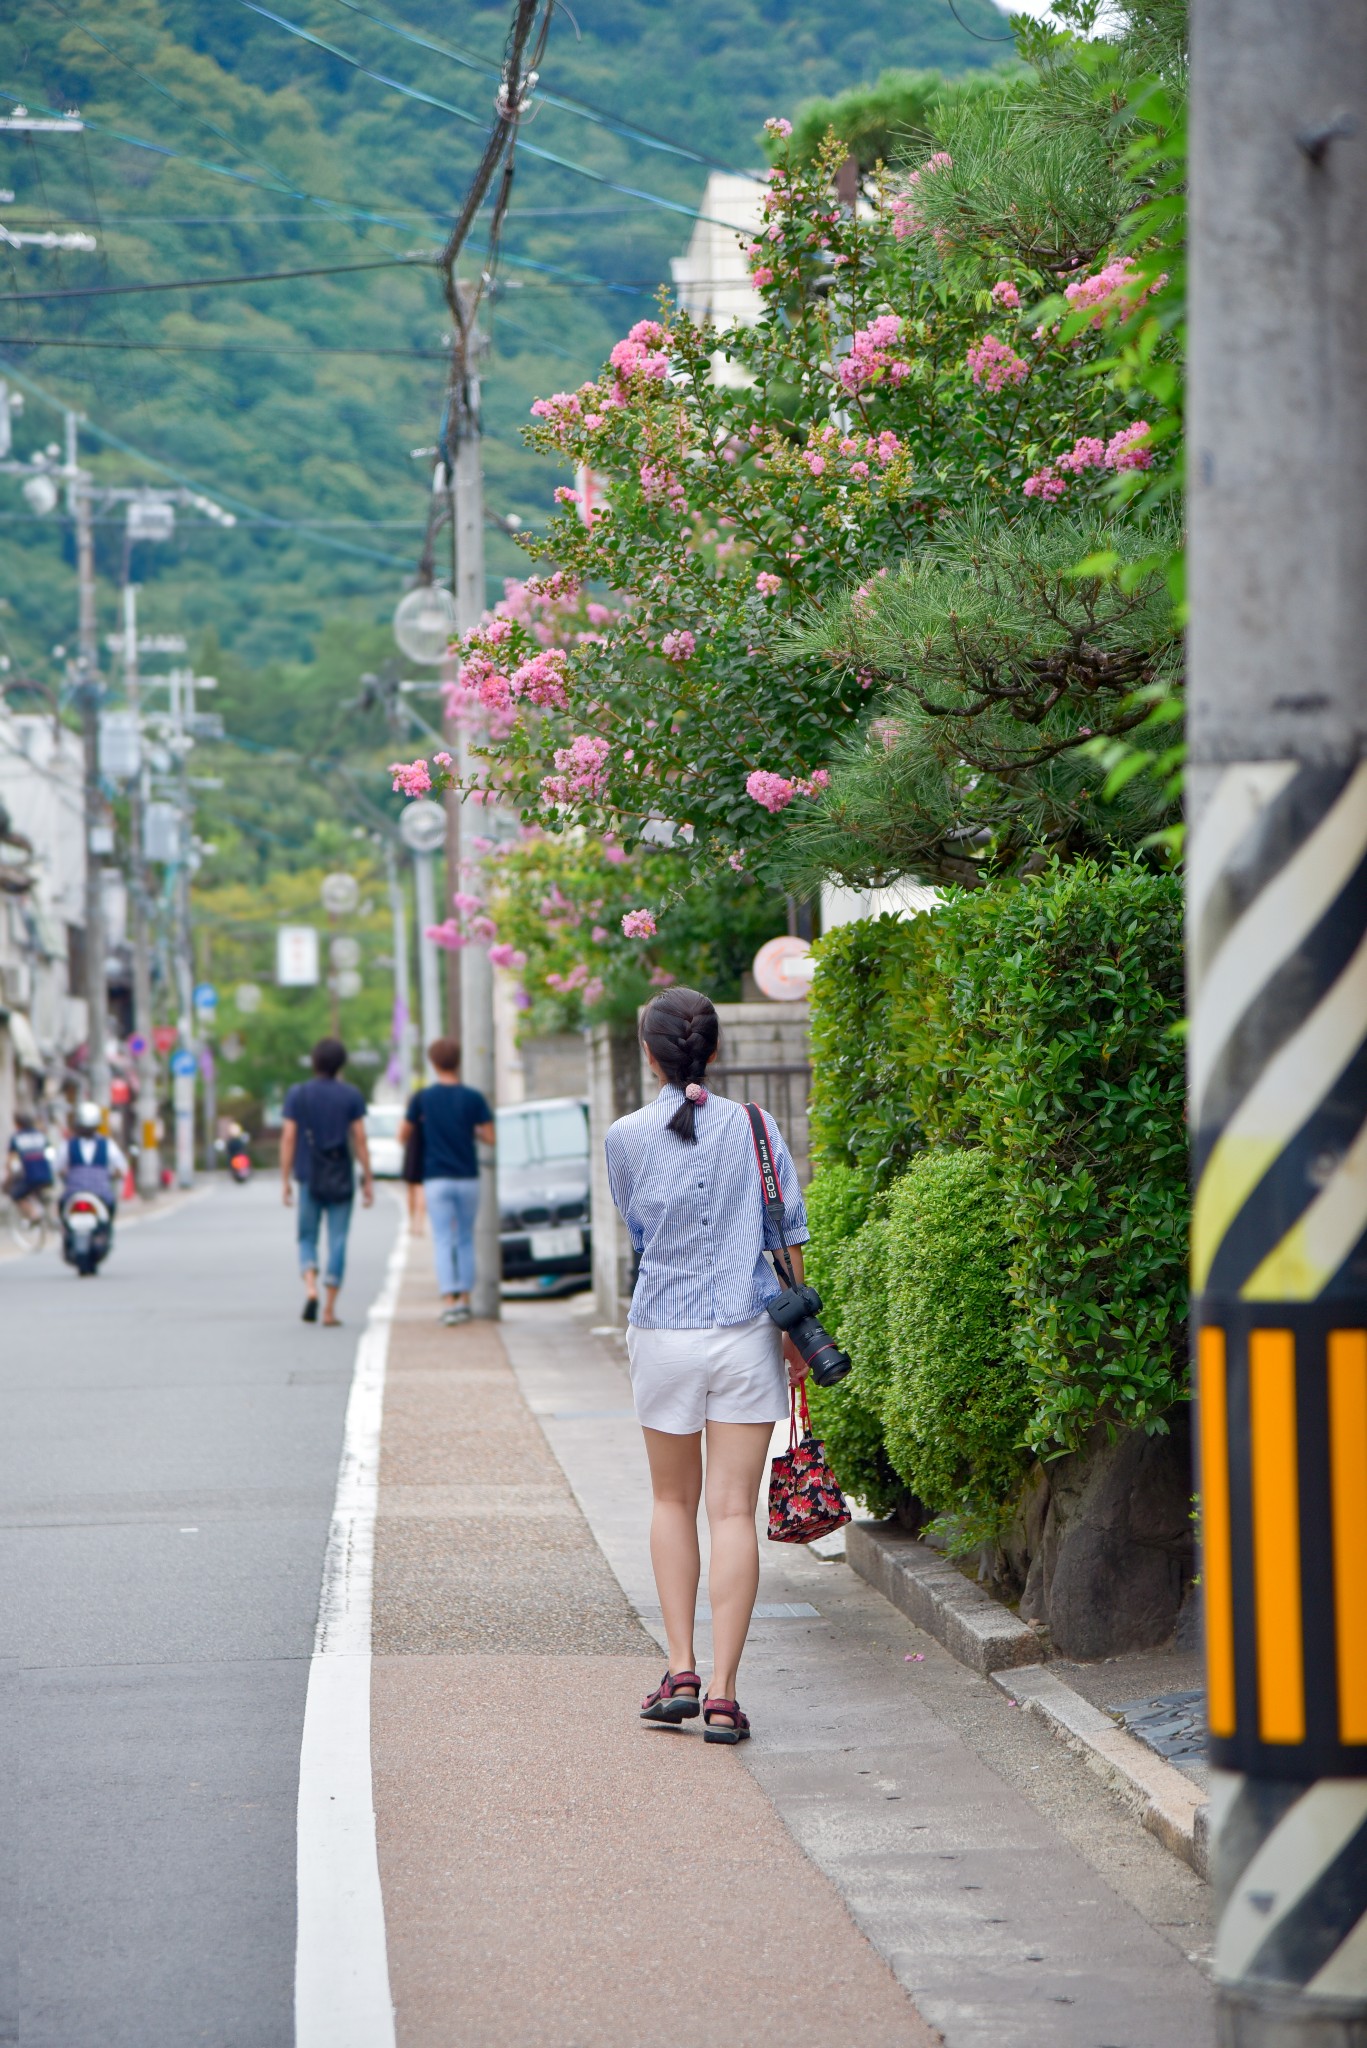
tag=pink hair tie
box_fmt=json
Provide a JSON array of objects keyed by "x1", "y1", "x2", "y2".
[{"x1": 684, "y1": 1082, "x2": 708, "y2": 1104}]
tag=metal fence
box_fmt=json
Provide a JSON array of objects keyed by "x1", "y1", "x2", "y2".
[{"x1": 705, "y1": 1061, "x2": 813, "y2": 1186}]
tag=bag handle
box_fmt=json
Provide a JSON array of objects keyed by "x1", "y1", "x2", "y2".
[
  {"x1": 786, "y1": 1381, "x2": 814, "y2": 1452},
  {"x1": 744, "y1": 1102, "x2": 799, "y2": 1292}
]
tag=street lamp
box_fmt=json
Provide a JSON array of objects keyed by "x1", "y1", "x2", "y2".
[{"x1": 393, "y1": 583, "x2": 459, "y2": 665}]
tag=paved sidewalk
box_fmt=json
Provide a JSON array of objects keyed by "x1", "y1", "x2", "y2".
[
  {"x1": 370, "y1": 1262, "x2": 928, "y2": 2048},
  {"x1": 370, "y1": 1260, "x2": 1213, "y2": 2047}
]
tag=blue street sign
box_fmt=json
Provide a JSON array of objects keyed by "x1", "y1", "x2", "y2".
[
  {"x1": 170, "y1": 1049, "x2": 198, "y2": 1078},
  {"x1": 128, "y1": 1032, "x2": 148, "y2": 1057},
  {"x1": 192, "y1": 982, "x2": 218, "y2": 1011}
]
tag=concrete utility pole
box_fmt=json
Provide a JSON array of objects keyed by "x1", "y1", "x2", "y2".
[
  {"x1": 385, "y1": 837, "x2": 415, "y2": 1094},
  {"x1": 67, "y1": 413, "x2": 111, "y2": 1113},
  {"x1": 121, "y1": 584, "x2": 161, "y2": 1195},
  {"x1": 449, "y1": 302, "x2": 500, "y2": 1321},
  {"x1": 1189, "y1": 5, "x2": 1367, "y2": 2041}
]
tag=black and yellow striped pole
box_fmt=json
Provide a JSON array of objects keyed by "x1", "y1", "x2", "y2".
[{"x1": 1190, "y1": 3, "x2": 1367, "y2": 2041}]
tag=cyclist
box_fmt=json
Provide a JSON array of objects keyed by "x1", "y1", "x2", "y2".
[{"x1": 7, "y1": 1112, "x2": 56, "y2": 1225}]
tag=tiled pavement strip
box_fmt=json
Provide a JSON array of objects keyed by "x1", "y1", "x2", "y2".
[{"x1": 370, "y1": 1252, "x2": 1213, "y2": 2048}]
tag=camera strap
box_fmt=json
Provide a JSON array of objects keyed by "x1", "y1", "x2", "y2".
[{"x1": 744, "y1": 1102, "x2": 798, "y2": 1290}]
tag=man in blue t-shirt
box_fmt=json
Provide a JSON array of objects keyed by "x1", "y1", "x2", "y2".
[
  {"x1": 281, "y1": 1038, "x2": 373, "y2": 1326},
  {"x1": 399, "y1": 1035, "x2": 494, "y2": 1325}
]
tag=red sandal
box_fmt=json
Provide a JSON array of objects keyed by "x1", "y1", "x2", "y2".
[
  {"x1": 640, "y1": 1670, "x2": 702, "y2": 1724},
  {"x1": 702, "y1": 1696, "x2": 750, "y2": 1745}
]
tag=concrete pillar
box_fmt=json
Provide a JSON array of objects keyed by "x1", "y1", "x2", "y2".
[{"x1": 588, "y1": 1022, "x2": 641, "y2": 1328}]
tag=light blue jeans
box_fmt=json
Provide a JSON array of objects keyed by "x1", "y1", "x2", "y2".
[
  {"x1": 425, "y1": 1175, "x2": 481, "y2": 1297},
  {"x1": 297, "y1": 1186, "x2": 353, "y2": 1288}
]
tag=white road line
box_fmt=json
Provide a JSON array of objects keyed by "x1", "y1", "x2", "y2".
[{"x1": 294, "y1": 1213, "x2": 407, "y2": 2048}]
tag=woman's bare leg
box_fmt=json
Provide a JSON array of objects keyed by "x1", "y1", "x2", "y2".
[
  {"x1": 704, "y1": 1420, "x2": 773, "y2": 1701},
  {"x1": 641, "y1": 1426, "x2": 703, "y2": 1680}
]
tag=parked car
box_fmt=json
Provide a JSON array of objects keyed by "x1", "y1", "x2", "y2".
[
  {"x1": 364, "y1": 1102, "x2": 405, "y2": 1179},
  {"x1": 498, "y1": 1095, "x2": 591, "y2": 1288}
]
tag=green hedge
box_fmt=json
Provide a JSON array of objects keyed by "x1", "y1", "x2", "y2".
[{"x1": 808, "y1": 858, "x2": 1186, "y2": 1465}]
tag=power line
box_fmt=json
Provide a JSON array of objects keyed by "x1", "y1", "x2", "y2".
[
  {"x1": 0, "y1": 334, "x2": 449, "y2": 357},
  {"x1": 0, "y1": 90, "x2": 656, "y2": 296},
  {"x1": 945, "y1": 0, "x2": 1018, "y2": 40},
  {"x1": 233, "y1": 0, "x2": 735, "y2": 228},
  {"x1": 319, "y1": 0, "x2": 761, "y2": 180},
  {"x1": 0, "y1": 250, "x2": 434, "y2": 304}
]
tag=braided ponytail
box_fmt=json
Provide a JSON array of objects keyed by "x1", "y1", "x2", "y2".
[{"x1": 640, "y1": 986, "x2": 719, "y2": 1142}]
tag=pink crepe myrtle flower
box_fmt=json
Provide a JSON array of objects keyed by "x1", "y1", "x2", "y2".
[
  {"x1": 966, "y1": 334, "x2": 1028, "y2": 394},
  {"x1": 639, "y1": 462, "x2": 686, "y2": 510},
  {"x1": 591, "y1": 925, "x2": 610, "y2": 944},
  {"x1": 839, "y1": 314, "x2": 913, "y2": 395},
  {"x1": 1106, "y1": 419, "x2": 1154, "y2": 471},
  {"x1": 389, "y1": 758, "x2": 432, "y2": 799},
  {"x1": 1056, "y1": 435, "x2": 1107, "y2": 473},
  {"x1": 728, "y1": 849, "x2": 748, "y2": 873},
  {"x1": 622, "y1": 908, "x2": 657, "y2": 939},
  {"x1": 755, "y1": 571, "x2": 783, "y2": 597},
  {"x1": 451, "y1": 891, "x2": 483, "y2": 917},
  {"x1": 660, "y1": 629, "x2": 695, "y2": 663},
  {"x1": 648, "y1": 966, "x2": 676, "y2": 987},
  {"x1": 1062, "y1": 257, "x2": 1163, "y2": 332},
  {"x1": 888, "y1": 151, "x2": 952, "y2": 238},
  {"x1": 849, "y1": 460, "x2": 869, "y2": 480},
  {"x1": 540, "y1": 733, "x2": 611, "y2": 807},
  {"x1": 459, "y1": 651, "x2": 514, "y2": 713},
  {"x1": 582, "y1": 976, "x2": 607, "y2": 1007},
  {"x1": 746, "y1": 769, "x2": 795, "y2": 814},
  {"x1": 424, "y1": 919, "x2": 468, "y2": 950},
  {"x1": 511, "y1": 648, "x2": 570, "y2": 710},
  {"x1": 601, "y1": 841, "x2": 626, "y2": 864},
  {"x1": 794, "y1": 769, "x2": 830, "y2": 798},
  {"x1": 804, "y1": 451, "x2": 827, "y2": 477},
  {"x1": 764, "y1": 116, "x2": 793, "y2": 138},
  {"x1": 751, "y1": 264, "x2": 775, "y2": 289},
  {"x1": 432, "y1": 750, "x2": 452, "y2": 769},
  {"x1": 991, "y1": 279, "x2": 1021, "y2": 310},
  {"x1": 1023, "y1": 467, "x2": 1067, "y2": 501},
  {"x1": 487, "y1": 942, "x2": 528, "y2": 971},
  {"x1": 469, "y1": 915, "x2": 498, "y2": 943},
  {"x1": 609, "y1": 319, "x2": 670, "y2": 382}
]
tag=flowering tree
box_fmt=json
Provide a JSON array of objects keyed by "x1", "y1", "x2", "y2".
[{"x1": 396, "y1": 6, "x2": 1180, "y2": 902}]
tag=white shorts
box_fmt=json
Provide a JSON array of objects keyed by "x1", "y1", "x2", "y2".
[{"x1": 626, "y1": 1312, "x2": 787, "y2": 1434}]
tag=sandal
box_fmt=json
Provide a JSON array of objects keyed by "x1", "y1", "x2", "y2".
[
  {"x1": 640, "y1": 1670, "x2": 701, "y2": 1724},
  {"x1": 301, "y1": 1298, "x2": 319, "y2": 1323},
  {"x1": 702, "y1": 1696, "x2": 750, "y2": 1745}
]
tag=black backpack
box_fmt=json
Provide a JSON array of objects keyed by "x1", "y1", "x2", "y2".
[{"x1": 302, "y1": 1089, "x2": 354, "y2": 1204}]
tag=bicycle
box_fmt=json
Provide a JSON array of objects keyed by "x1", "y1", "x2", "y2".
[{"x1": 7, "y1": 1182, "x2": 55, "y2": 1254}]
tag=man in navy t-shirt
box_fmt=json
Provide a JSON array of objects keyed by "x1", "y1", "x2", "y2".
[
  {"x1": 281, "y1": 1038, "x2": 373, "y2": 1326},
  {"x1": 399, "y1": 1035, "x2": 494, "y2": 1325}
]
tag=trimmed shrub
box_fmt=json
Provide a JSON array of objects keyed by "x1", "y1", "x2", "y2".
[
  {"x1": 881, "y1": 1149, "x2": 1025, "y2": 1519},
  {"x1": 809, "y1": 858, "x2": 1186, "y2": 1459},
  {"x1": 806, "y1": 1200, "x2": 906, "y2": 1518}
]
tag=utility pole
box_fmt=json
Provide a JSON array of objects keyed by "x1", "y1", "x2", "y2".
[
  {"x1": 449, "y1": 299, "x2": 500, "y2": 1321},
  {"x1": 66, "y1": 412, "x2": 111, "y2": 1113},
  {"x1": 121, "y1": 583, "x2": 161, "y2": 1195},
  {"x1": 1189, "y1": 5, "x2": 1367, "y2": 2041},
  {"x1": 385, "y1": 838, "x2": 415, "y2": 1094}
]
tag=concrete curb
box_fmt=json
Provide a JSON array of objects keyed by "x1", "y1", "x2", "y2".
[
  {"x1": 846, "y1": 1521, "x2": 1209, "y2": 1882},
  {"x1": 992, "y1": 1665, "x2": 1209, "y2": 1881},
  {"x1": 846, "y1": 1521, "x2": 1040, "y2": 1676}
]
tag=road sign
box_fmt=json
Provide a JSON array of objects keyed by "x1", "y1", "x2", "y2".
[
  {"x1": 752, "y1": 935, "x2": 815, "y2": 1002},
  {"x1": 152, "y1": 1025, "x2": 178, "y2": 1055},
  {"x1": 193, "y1": 982, "x2": 218, "y2": 1012},
  {"x1": 234, "y1": 982, "x2": 262, "y2": 1014},
  {"x1": 320, "y1": 871, "x2": 360, "y2": 916},
  {"x1": 332, "y1": 968, "x2": 363, "y2": 1001},
  {"x1": 170, "y1": 1049, "x2": 197, "y2": 1078},
  {"x1": 276, "y1": 925, "x2": 319, "y2": 987},
  {"x1": 398, "y1": 799, "x2": 447, "y2": 853},
  {"x1": 329, "y1": 935, "x2": 361, "y2": 970},
  {"x1": 128, "y1": 1032, "x2": 148, "y2": 1057}
]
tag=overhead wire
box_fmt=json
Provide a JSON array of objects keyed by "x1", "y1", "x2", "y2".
[
  {"x1": 318, "y1": 0, "x2": 761, "y2": 179},
  {"x1": 232, "y1": 0, "x2": 734, "y2": 227},
  {"x1": 945, "y1": 0, "x2": 1019, "y2": 40},
  {"x1": 0, "y1": 91, "x2": 657, "y2": 296}
]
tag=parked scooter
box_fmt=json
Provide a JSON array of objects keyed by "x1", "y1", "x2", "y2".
[{"x1": 60, "y1": 1189, "x2": 112, "y2": 1277}]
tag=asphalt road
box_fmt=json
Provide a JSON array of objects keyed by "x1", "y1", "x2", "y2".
[{"x1": 2, "y1": 1176, "x2": 397, "y2": 2048}]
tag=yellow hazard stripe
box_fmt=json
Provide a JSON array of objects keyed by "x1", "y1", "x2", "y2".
[
  {"x1": 1250, "y1": 1329, "x2": 1306, "y2": 1744},
  {"x1": 1329, "y1": 1331, "x2": 1367, "y2": 1746},
  {"x1": 1199, "y1": 1326, "x2": 1237, "y2": 1738}
]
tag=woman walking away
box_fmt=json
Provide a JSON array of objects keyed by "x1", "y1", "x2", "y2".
[
  {"x1": 400, "y1": 1037, "x2": 495, "y2": 1325},
  {"x1": 605, "y1": 987, "x2": 809, "y2": 1746}
]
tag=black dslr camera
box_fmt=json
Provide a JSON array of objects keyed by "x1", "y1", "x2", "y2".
[
  {"x1": 764, "y1": 1276, "x2": 851, "y2": 1387},
  {"x1": 743, "y1": 1101, "x2": 851, "y2": 1387}
]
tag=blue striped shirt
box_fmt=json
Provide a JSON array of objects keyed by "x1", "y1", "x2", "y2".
[{"x1": 605, "y1": 1086, "x2": 809, "y2": 1329}]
